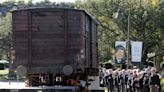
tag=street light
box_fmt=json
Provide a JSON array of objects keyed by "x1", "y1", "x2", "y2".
[
  {"x1": 127, "y1": 11, "x2": 131, "y2": 66},
  {"x1": 115, "y1": 8, "x2": 131, "y2": 66}
]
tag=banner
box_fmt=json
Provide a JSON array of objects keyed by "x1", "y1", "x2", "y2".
[
  {"x1": 131, "y1": 41, "x2": 143, "y2": 62},
  {"x1": 115, "y1": 41, "x2": 126, "y2": 64}
]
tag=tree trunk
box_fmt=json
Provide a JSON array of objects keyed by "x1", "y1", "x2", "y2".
[{"x1": 142, "y1": 46, "x2": 148, "y2": 66}]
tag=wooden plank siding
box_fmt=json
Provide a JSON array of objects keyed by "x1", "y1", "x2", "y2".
[
  {"x1": 31, "y1": 11, "x2": 65, "y2": 66},
  {"x1": 91, "y1": 22, "x2": 98, "y2": 67},
  {"x1": 12, "y1": 10, "x2": 29, "y2": 67},
  {"x1": 12, "y1": 8, "x2": 98, "y2": 75}
]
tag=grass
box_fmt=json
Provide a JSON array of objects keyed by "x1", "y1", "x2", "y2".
[{"x1": 0, "y1": 69, "x2": 9, "y2": 80}]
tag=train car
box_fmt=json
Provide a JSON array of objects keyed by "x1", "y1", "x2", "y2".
[{"x1": 11, "y1": 8, "x2": 99, "y2": 86}]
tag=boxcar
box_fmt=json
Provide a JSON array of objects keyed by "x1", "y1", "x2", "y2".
[{"x1": 11, "y1": 8, "x2": 99, "y2": 86}]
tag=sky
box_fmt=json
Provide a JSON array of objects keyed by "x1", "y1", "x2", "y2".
[{"x1": 0, "y1": 0, "x2": 77, "y2": 3}]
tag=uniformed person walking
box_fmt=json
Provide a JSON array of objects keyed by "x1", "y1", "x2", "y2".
[{"x1": 149, "y1": 67, "x2": 160, "y2": 92}]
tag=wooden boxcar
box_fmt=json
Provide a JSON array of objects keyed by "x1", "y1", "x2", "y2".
[{"x1": 11, "y1": 8, "x2": 99, "y2": 86}]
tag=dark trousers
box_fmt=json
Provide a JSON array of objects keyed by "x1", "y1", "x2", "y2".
[
  {"x1": 107, "y1": 83, "x2": 114, "y2": 92},
  {"x1": 141, "y1": 85, "x2": 149, "y2": 92},
  {"x1": 150, "y1": 85, "x2": 159, "y2": 92},
  {"x1": 127, "y1": 85, "x2": 133, "y2": 92},
  {"x1": 114, "y1": 85, "x2": 120, "y2": 92}
]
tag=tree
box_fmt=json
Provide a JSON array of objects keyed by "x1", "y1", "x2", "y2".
[
  {"x1": 76, "y1": 0, "x2": 124, "y2": 62},
  {"x1": 0, "y1": 12, "x2": 12, "y2": 60},
  {"x1": 75, "y1": 0, "x2": 164, "y2": 67}
]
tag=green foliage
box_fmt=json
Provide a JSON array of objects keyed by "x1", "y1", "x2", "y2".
[
  {"x1": 76, "y1": 0, "x2": 125, "y2": 63},
  {"x1": 0, "y1": 0, "x2": 163, "y2": 67},
  {"x1": 161, "y1": 78, "x2": 164, "y2": 91},
  {"x1": 161, "y1": 62, "x2": 164, "y2": 68},
  {"x1": 0, "y1": 12, "x2": 12, "y2": 60},
  {"x1": 75, "y1": 0, "x2": 164, "y2": 65}
]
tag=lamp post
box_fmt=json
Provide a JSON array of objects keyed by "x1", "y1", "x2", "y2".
[
  {"x1": 127, "y1": 11, "x2": 131, "y2": 66},
  {"x1": 115, "y1": 9, "x2": 131, "y2": 66}
]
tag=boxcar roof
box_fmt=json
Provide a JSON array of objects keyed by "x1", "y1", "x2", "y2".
[{"x1": 11, "y1": 7, "x2": 99, "y2": 24}]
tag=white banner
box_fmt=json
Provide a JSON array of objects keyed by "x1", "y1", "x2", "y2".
[
  {"x1": 131, "y1": 41, "x2": 143, "y2": 62},
  {"x1": 115, "y1": 41, "x2": 126, "y2": 64}
]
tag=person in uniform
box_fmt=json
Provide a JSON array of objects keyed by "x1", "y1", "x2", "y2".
[
  {"x1": 140, "y1": 73, "x2": 149, "y2": 92},
  {"x1": 127, "y1": 70, "x2": 134, "y2": 92},
  {"x1": 113, "y1": 71, "x2": 120, "y2": 92},
  {"x1": 149, "y1": 67, "x2": 160, "y2": 92},
  {"x1": 119, "y1": 70, "x2": 125, "y2": 92},
  {"x1": 104, "y1": 69, "x2": 114, "y2": 92}
]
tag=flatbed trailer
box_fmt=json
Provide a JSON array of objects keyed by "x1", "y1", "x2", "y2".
[{"x1": 0, "y1": 86, "x2": 104, "y2": 92}]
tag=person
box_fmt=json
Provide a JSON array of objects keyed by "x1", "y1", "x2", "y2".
[
  {"x1": 115, "y1": 45, "x2": 126, "y2": 64},
  {"x1": 127, "y1": 71, "x2": 134, "y2": 92},
  {"x1": 105, "y1": 69, "x2": 114, "y2": 92},
  {"x1": 99, "y1": 65, "x2": 105, "y2": 87},
  {"x1": 149, "y1": 67, "x2": 160, "y2": 92},
  {"x1": 140, "y1": 73, "x2": 149, "y2": 92},
  {"x1": 113, "y1": 71, "x2": 120, "y2": 92}
]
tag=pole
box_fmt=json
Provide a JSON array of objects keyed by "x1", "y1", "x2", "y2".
[{"x1": 127, "y1": 11, "x2": 131, "y2": 66}]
